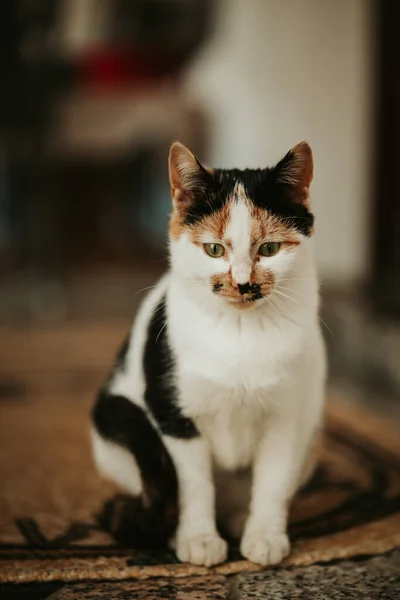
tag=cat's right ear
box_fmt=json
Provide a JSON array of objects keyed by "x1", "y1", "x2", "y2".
[{"x1": 168, "y1": 142, "x2": 211, "y2": 211}]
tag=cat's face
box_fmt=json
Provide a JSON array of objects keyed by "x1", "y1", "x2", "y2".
[{"x1": 168, "y1": 142, "x2": 314, "y2": 309}]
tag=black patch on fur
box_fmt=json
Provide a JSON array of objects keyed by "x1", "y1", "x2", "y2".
[
  {"x1": 236, "y1": 282, "x2": 263, "y2": 301},
  {"x1": 92, "y1": 392, "x2": 178, "y2": 548},
  {"x1": 250, "y1": 288, "x2": 264, "y2": 301},
  {"x1": 213, "y1": 282, "x2": 223, "y2": 293},
  {"x1": 184, "y1": 167, "x2": 314, "y2": 236},
  {"x1": 248, "y1": 282, "x2": 263, "y2": 301},
  {"x1": 143, "y1": 296, "x2": 199, "y2": 439},
  {"x1": 238, "y1": 282, "x2": 250, "y2": 295}
]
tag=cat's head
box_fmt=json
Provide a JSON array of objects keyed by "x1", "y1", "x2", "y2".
[{"x1": 168, "y1": 142, "x2": 314, "y2": 309}]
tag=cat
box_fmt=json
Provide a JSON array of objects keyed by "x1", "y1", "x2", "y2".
[{"x1": 91, "y1": 141, "x2": 326, "y2": 567}]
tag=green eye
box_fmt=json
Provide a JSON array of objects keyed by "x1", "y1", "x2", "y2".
[
  {"x1": 259, "y1": 242, "x2": 281, "y2": 257},
  {"x1": 204, "y1": 243, "x2": 225, "y2": 258}
]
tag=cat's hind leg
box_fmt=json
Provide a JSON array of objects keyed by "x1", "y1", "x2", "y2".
[
  {"x1": 91, "y1": 391, "x2": 178, "y2": 548},
  {"x1": 91, "y1": 428, "x2": 143, "y2": 497}
]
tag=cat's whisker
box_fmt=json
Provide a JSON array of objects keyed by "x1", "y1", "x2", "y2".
[
  {"x1": 316, "y1": 316, "x2": 334, "y2": 337},
  {"x1": 266, "y1": 294, "x2": 303, "y2": 328},
  {"x1": 275, "y1": 288, "x2": 333, "y2": 337},
  {"x1": 265, "y1": 295, "x2": 285, "y2": 320},
  {"x1": 155, "y1": 321, "x2": 168, "y2": 343},
  {"x1": 154, "y1": 300, "x2": 168, "y2": 315},
  {"x1": 275, "y1": 285, "x2": 333, "y2": 336},
  {"x1": 278, "y1": 277, "x2": 316, "y2": 283},
  {"x1": 134, "y1": 284, "x2": 158, "y2": 296},
  {"x1": 277, "y1": 285, "x2": 308, "y2": 298},
  {"x1": 273, "y1": 289, "x2": 302, "y2": 306}
]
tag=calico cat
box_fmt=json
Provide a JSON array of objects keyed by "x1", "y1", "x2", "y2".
[{"x1": 91, "y1": 141, "x2": 326, "y2": 567}]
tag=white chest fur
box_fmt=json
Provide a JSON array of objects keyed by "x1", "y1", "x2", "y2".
[
  {"x1": 167, "y1": 281, "x2": 316, "y2": 471},
  {"x1": 168, "y1": 282, "x2": 308, "y2": 392},
  {"x1": 195, "y1": 396, "x2": 271, "y2": 470}
]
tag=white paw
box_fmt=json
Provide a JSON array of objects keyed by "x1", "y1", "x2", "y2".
[
  {"x1": 176, "y1": 533, "x2": 228, "y2": 567},
  {"x1": 240, "y1": 532, "x2": 290, "y2": 566}
]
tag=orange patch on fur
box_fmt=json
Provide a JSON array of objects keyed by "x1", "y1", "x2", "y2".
[
  {"x1": 211, "y1": 273, "x2": 236, "y2": 300},
  {"x1": 169, "y1": 197, "x2": 232, "y2": 243},
  {"x1": 211, "y1": 270, "x2": 275, "y2": 309},
  {"x1": 169, "y1": 208, "x2": 186, "y2": 240},
  {"x1": 189, "y1": 202, "x2": 232, "y2": 246},
  {"x1": 249, "y1": 205, "x2": 302, "y2": 249},
  {"x1": 251, "y1": 266, "x2": 275, "y2": 296}
]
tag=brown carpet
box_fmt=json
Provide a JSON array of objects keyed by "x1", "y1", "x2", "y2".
[{"x1": 0, "y1": 324, "x2": 399, "y2": 584}]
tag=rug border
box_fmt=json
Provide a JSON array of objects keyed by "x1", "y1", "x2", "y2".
[{"x1": 1, "y1": 514, "x2": 399, "y2": 583}]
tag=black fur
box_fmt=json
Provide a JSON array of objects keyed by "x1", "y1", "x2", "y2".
[
  {"x1": 91, "y1": 295, "x2": 200, "y2": 547},
  {"x1": 238, "y1": 283, "x2": 251, "y2": 295},
  {"x1": 213, "y1": 282, "x2": 223, "y2": 293},
  {"x1": 250, "y1": 287, "x2": 263, "y2": 301},
  {"x1": 143, "y1": 297, "x2": 199, "y2": 439},
  {"x1": 184, "y1": 167, "x2": 314, "y2": 237},
  {"x1": 92, "y1": 392, "x2": 178, "y2": 548}
]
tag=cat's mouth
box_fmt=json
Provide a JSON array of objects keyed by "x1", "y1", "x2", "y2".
[{"x1": 229, "y1": 292, "x2": 264, "y2": 307}]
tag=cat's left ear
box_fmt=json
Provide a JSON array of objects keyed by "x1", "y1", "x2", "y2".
[{"x1": 274, "y1": 142, "x2": 313, "y2": 205}]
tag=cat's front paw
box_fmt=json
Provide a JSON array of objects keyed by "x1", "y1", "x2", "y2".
[
  {"x1": 176, "y1": 533, "x2": 228, "y2": 567},
  {"x1": 240, "y1": 532, "x2": 290, "y2": 566}
]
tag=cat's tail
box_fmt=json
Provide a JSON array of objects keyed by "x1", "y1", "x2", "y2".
[
  {"x1": 92, "y1": 392, "x2": 178, "y2": 549},
  {"x1": 97, "y1": 492, "x2": 177, "y2": 549}
]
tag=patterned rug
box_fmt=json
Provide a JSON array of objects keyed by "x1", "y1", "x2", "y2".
[{"x1": 0, "y1": 325, "x2": 399, "y2": 584}]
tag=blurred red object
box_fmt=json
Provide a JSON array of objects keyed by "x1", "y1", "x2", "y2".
[{"x1": 77, "y1": 46, "x2": 183, "y2": 90}]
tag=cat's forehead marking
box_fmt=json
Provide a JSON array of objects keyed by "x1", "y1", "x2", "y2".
[
  {"x1": 169, "y1": 171, "x2": 308, "y2": 244},
  {"x1": 225, "y1": 184, "x2": 253, "y2": 284},
  {"x1": 225, "y1": 183, "x2": 251, "y2": 246}
]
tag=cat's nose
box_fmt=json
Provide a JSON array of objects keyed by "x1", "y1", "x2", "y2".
[{"x1": 237, "y1": 282, "x2": 251, "y2": 295}]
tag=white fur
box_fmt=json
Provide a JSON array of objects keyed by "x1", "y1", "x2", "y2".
[
  {"x1": 225, "y1": 186, "x2": 252, "y2": 285},
  {"x1": 108, "y1": 274, "x2": 169, "y2": 407},
  {"x1": 91, "y1": 429, "x2": 142, "y2": 496},
  {"x1": 93, "y1": 195, "x2": 326, "y2": 567},
  {"x1": 164, "y1": 436, "x2": 228, "y2": 566}
]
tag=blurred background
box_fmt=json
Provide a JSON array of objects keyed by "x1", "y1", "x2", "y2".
[{"x1": 0, "y1": 0, "x2": 399, "y2": 407}]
